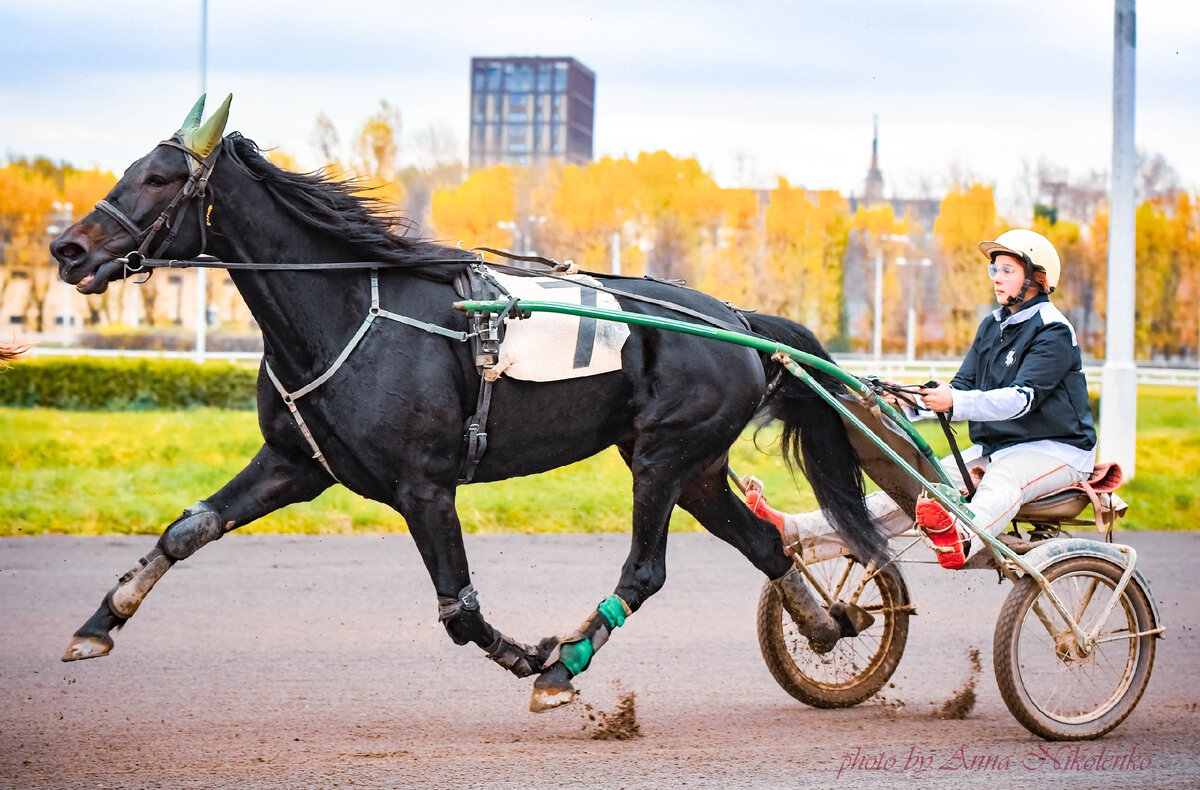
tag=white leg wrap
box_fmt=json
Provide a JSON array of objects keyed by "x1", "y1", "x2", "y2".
[{"x1": 108, "y1": 550, "x2": 172, "y2": 618}]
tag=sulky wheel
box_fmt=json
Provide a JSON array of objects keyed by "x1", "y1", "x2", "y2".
[
  {"x1": 993, "y1": 556, "x2": 1157, "y2": 740},
  {"x1": 757, "y1": 555, "x2": 910, "y2": 708}
]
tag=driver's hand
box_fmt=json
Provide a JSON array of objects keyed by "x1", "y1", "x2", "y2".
[
  {"x1": 918, "y1": 380, "x2": 954, "y2": 413},
  {"x1": 880, "y1": 378, "x2": 901, "y2": 407}
]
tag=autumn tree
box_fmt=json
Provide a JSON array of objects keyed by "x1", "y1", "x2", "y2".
[
  {"x1": 847, "y1": 202, "x2": 913, "y2": 353},
  {"x1": 0, "y1": 160, "x2": 115, "y2": 332},
  {"x1": 933, "y1": 183, "x2": 1005, "y2": 353},
  {"x1": 351, "y1": 100, "x2": 404, "y2": 208},
  {"x1": 430, "y1": 165, "x2": 515, "y2": 251},
  {"x1": 691, "y1": 187, "x2": 764, "y2": 310}
]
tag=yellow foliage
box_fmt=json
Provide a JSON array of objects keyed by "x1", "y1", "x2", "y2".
[
  {"x1": 62, "y1": 168, "x2": 116, "y2": 215},
  {"x1": 430, "y1": 165, "x2": 515, "y2": 249},
  {"x1": 933, "y1": 183, "x2": 1005, "y2": 352},
  {"x1": 759, "y1": 182, "x2": 850, "y2": 338},
  {"x1": 266, "y1": 149, "x2": 302, "y2": 173}
]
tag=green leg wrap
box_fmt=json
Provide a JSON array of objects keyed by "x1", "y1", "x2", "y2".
[
  {"x1": 558, "y1": 595, "x2": 632, "y2": 676},
  {"x1": 598, "y1": 594, "x2": 630, "y2": 628},
  {"x1": 560, "y1": 638, "x2": 595, "y2": 676}
]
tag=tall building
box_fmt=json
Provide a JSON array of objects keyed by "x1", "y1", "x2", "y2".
[{"x1": 469, "y1": 56, "x2": 595, "y2": 169}]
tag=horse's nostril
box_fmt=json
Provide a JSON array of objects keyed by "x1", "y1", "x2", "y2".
[{"x1": 51, "y1": 238, "x2": 86, "y2": 265}]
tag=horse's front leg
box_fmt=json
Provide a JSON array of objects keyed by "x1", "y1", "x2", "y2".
[
  {"x1": 62, "y1": 442, "x2": 331, "y2": 661},
  {"x1": 529, "y1": 448, "x2": 681, "y2": 713},
  {"x1": 400, "y1": 481, "x2": 557, "y2": 680}
]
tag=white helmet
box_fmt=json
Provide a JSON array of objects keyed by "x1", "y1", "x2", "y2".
[{"x1": 978, "y1": 229, "x2": 1061, "y2": 292}]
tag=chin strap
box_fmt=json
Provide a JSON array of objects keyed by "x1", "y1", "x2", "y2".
[{"x1": 1004, "y1": 272, "x2": 1037, "y2": 310}]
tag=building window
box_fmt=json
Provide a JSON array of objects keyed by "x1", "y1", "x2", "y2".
[
  {"x1": 508, "y1": 141, "x2": 528, "y2": 153},
  {"x1": 473, "y1": 67, "x2": 486, "y2": 93},
  {"x1": 486, "y1": 64, "x2": 502, "y2": 92},
  {"x1": 168, "y1": 275, "x2": 183, "y2": 285},
  {"x1": 554, "y1": 63, "x2": 567, "y2": 92},
  {"x1": 10, "y1": 270, "x2": 28, "y2": 279},
  {"x1": 537, "y1": 63, "x2": 553, "y2": 92},
  {"x1": 506, "y1": 64, "x2": 533, "y2": 93},
  {"x1": 9, "y1": 315, "x2": 25, "y2": 325}
]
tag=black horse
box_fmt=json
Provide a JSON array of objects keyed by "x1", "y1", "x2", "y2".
[{"x1": 50, "y1": 95, "x2": 886, "y2": 712}]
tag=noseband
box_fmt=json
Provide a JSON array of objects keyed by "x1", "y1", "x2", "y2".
[{"x1": 93, "y1": 139, "x2": 223, "y2": 272}]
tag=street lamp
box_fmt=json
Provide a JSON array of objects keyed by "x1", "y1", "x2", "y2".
[
  {"x1": 895, "y1": 255, "x2": 932, "y2": 361},
  {"x1": 47, "y1": 201, "x2": 74, "y2": 346},
  {"x1": 872, "y1": 233, "x2": 912, "y2": 362}
]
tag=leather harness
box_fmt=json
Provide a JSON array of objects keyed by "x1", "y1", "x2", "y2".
[{"x1": 90, "y1": 138, "x2": 756, "y2": 484}]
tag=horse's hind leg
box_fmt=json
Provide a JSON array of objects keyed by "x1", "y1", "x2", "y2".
[
  {"x1": 63, "y1": 443, "x2": 331, "y2": 661},
  {"x1": 676, "y1": 463, "x2": 850, "y2": 651}
]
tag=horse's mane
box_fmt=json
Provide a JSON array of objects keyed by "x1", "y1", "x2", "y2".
[
  {"x1": 221, "y1": 134, "x2": 475, "y2": 282},
  {"x1": 0, "y1": 342, "x2": 29, "y2": 363}
]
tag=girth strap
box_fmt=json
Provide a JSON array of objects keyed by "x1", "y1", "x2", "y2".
[
  {"x1": 266, "y1": 269, "x2": 470, "y2": 482},
  {"x1": 456, "y1": 265, "x2": 505, "y2": 483}
]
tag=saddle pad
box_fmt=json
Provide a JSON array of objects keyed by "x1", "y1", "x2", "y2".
[{"x1": 488, "y1": 269, "x2": 631, "y2": 382}]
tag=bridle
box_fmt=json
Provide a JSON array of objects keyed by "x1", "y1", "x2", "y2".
[{"x1": 93, "y1": 139, "x2": 223, "y2": 276}]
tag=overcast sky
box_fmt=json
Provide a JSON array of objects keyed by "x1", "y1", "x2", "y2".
[{"x1": 2, "y1": 0, "x2": 1197, "y2": 217}]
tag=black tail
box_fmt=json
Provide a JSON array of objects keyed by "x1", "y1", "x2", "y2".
[{"x1": 745, "y1": 313, "x2": 887, "y2": 563}]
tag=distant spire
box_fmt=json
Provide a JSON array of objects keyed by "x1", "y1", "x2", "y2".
[{"x1": 864, "y1": 114, "x2": 884, "y2": 205}]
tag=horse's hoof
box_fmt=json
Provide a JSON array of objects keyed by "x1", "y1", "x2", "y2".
[
  {"x1": 829, "y1": 600, "x2": 875, "y2": 638},
  {"x1": 61, "y1": 634, "x2": 113, "y2": 662},
  {"x1": 530, "y1": 663, "x2": 576, "y2": 713},
  {"x1": 530, "y1": 684, "x2": 576, "y2": 713}
]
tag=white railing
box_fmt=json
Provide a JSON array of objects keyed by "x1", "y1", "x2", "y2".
[
  {"x1": 23, "y1": 346, "x2": 1200, "y2": 388},
  {"x1": 832, "y1": 356, "x2": 1199, "y2": 389}
]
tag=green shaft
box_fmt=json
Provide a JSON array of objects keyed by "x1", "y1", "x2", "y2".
[{"x1": 453, "y1": 298, "x2": 949, "y2": 485}]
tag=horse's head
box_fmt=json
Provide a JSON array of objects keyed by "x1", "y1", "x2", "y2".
[{"x1": 50, "y1": 94, "x2": 232, "y2": 294}]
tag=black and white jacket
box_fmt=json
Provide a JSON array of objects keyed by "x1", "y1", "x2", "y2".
[{"x1": 946, "y1": 294, "x2": 1096, "y2": 471}]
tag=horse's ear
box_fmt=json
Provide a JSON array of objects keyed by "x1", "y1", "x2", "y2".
[
  {"x1": 182, "y1": 94, "x2": 232, "y2": 158},
  {"x1": 175, "y1": 94, "x2": 207, "y2": 138}
]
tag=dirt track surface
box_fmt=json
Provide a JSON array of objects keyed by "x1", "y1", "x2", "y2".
[{"x1": 2, "y1": 532, "x2": 1198, "y2": 789}]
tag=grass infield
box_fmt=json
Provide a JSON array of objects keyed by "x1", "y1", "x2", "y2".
[{"x1": 2, "y1": 386, "x2": 1196, "y2": 536}]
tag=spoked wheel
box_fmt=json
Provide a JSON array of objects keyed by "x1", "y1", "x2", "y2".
[
  {"x1": 757, "y1": 555, "x2": 910, "y2": 708},
  {"x1": 994, "y1": 556, "x2": 1157, "y2": 740}
]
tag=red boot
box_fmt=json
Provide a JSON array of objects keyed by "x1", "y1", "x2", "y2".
[
  {"x1": 915, "y1": 495, "x2": 968, "y2": 570},
  {"x1": 745, "y1": 488, "x2": 786, "y2": 534}
]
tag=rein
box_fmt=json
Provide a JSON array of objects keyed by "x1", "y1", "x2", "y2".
[
  {"x1": 863, "y1": 377, "x2": 977, "y2": 500},
  {"x1": 117, "y1": 249, "x2": 751, "y2": 332}
]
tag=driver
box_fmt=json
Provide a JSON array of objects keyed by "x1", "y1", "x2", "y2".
[{"x1": 765, "y1": 229, "x2": 1097, "y2": 569}]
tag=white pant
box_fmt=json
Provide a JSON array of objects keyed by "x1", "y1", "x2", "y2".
[{"x1": 784, "y1": 448, "x2": 1088, "y2": 562}]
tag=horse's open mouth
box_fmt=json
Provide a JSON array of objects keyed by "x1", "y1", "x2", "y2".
[{"x1": 75, "y1": 260, "x2": 124, "y2": 295}]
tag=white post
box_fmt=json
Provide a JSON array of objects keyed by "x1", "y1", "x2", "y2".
[
  {"x1": 611, "y1": 231, "x2": 621, "y2": 275},
  {"x1": 906, "y1": 306, "x2": 916, "y2": 361},
  {"x1": 872, "y1": 250, "x2": 883, "y2": 361},
  {"x1": 1099, "y1": 0, "x2": 1138, "y2": 477},
  {"x1": 194, "y1": 0, "x2": 209, "y2": 363}
]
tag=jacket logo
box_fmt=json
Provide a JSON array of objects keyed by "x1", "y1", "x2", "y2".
[{"x1": 1005, "y1": 350, "x2": 1016, "y2": 367}]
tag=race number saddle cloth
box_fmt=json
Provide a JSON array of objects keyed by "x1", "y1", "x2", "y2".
[{"x1": 457, "y1": 266, "x2": 631, "y2": 382}]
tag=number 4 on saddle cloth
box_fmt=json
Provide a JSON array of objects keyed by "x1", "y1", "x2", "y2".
[{"x1": 485, "y1": 269, "x2": 631, "y2": 382}]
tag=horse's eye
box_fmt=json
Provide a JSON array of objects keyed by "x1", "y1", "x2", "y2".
[{"x1": 144, "y1": 174, "x2": 169, "y2": 187}]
